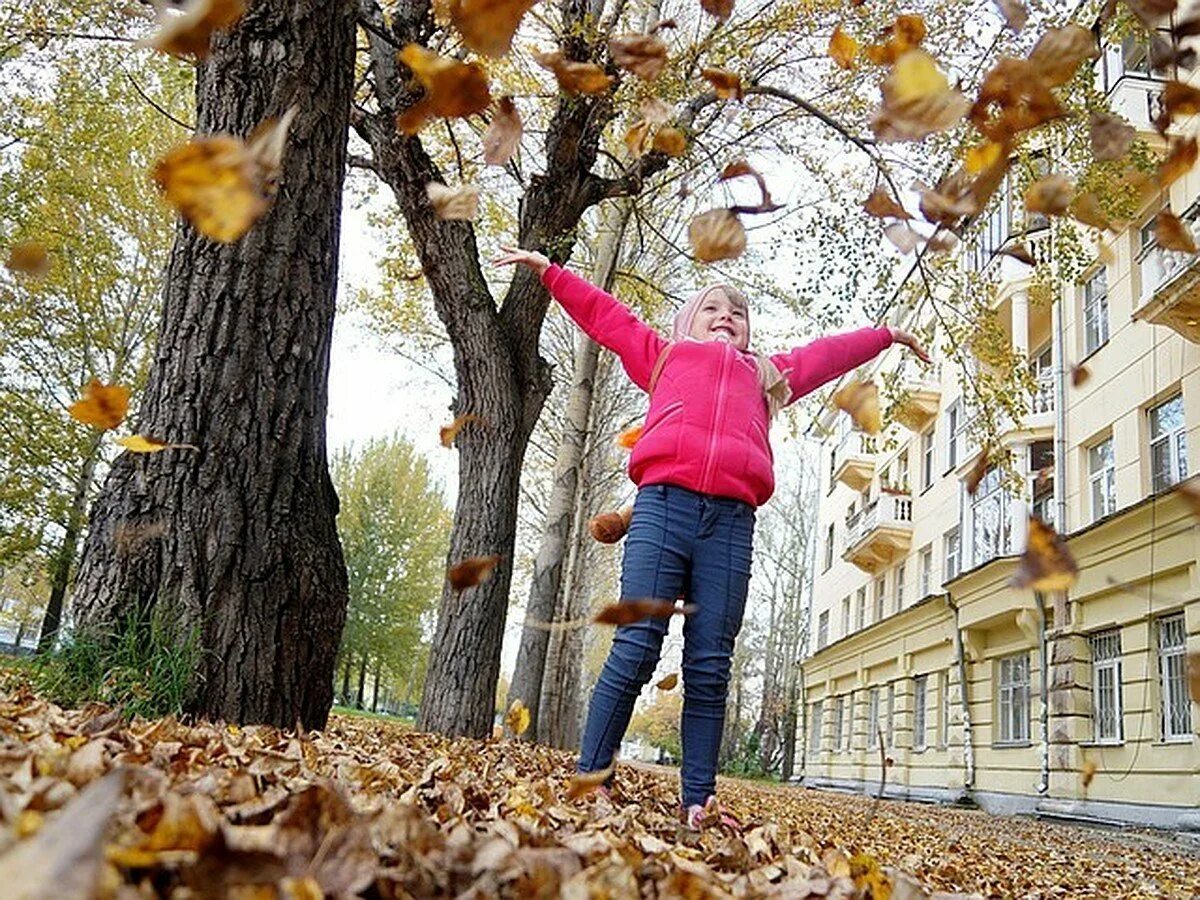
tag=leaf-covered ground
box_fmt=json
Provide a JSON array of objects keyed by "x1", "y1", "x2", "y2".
[{"x1": 1, "y1": 684, "x2": 1197, "y2": 899}]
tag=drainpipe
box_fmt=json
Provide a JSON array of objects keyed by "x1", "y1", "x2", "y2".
[
  {"x1": 1036, "y1": 592, "x2": 1050, "y2": 794},
  {"x1": 944, "y1": 595, "x2": 975, "y2": 790},
  {"x1": 798, "y1": 439, "x2": 823, "y2": 782},
  {"x1": 1049, "y1": 225, "x2": 1069, "y2": 795}
]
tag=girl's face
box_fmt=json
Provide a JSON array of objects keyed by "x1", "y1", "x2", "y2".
[{"x1": 689, "y1": 289, "x2": 749, "y2": 350}]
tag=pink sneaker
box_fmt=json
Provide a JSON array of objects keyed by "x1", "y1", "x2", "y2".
[{"x1": 684, "y1": 795, "x2": 742, "y2": 832}]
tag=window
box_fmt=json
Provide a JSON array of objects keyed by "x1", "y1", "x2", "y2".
[
  {"x1": 971, "y1": 466, "x2": 1011, "y2": 565},
  {"x1": 845, "y1": 691, "x2": 855, "y2": 749},
  {"x1": 939, "y1": 671, "x2": 951, "y2": 748},
  {"x1": 833, "y1": 696, "x2": 845, "y2": 751},
  {"x1": 1030, "y1": 440, "x2": 1056, "y2": 528},
  {"x1": 921, "y1": 429, "x2": 935, "y2": 491},
  {"x1": 824, "y1": 522, "x2": 835, "y2": 571},
  {"x1": 886, "y1": 682, "x2": 895, "y2": 748},
  {"x1": 816, "y1": 610, "x2": 830, "y2": 649},
  {"x1": 1090, "y1": 630, "x2": 1123, "y2": 744},
  {"x1": 1158, "y1": 613, "x2": 1192, "y2": 741},
  {"x1": 809, "y1": 700, "x2": 824, "y2": 753},
  {"x1": 841, "y1": 596, "x2": 851, "y2": 637},
  {"x1": 895, "y1": 562, "x2": 906, "y2": 612},
  {"x1": 1031, "y1": 344, "x2": 1054, "y2": 414},
  {"x1": 873, "y1": 575, "x2": 886, "y2": 623},
  {"x1": 946, "y1": 401, "x2": 961, "y2": 469},
  {"x1": 896, "y1": 448, "x2": 910, "y2": 491},
  {"x1": 1083, "y1": 268, "x2": 1109, "y2": 356},
  {"x1": 855, "y1": 587, "x2": 867, "y2": 631},
  {"x1": 913, "y1": 675, "x2": 928, "y2": 751},
  {"x1": 867, "y1": 687, "x2": 881, "y2": 748},
  {"x1": 919, "y1": 545, "x2": 933, "y2": 596},
  {"x1": 944, "y1": 527, "x2": 961, "y2": 581},
  {"x1": 1149, "y1": 394, "x2": 1188, "y2": 492},
  {"x1": 829, "y1": 446, "x2": 838, "y2": 490},
  {"x1": 998, "y1": 653, "x2": 1031, "y2": 744},
  {"x1": 1088, "y1": 437, "x2": 1116, "y2": 521}
]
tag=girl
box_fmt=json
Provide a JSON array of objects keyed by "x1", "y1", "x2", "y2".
[{"x1": 494, "y1": 246, "x2": 929, "y2": 828}]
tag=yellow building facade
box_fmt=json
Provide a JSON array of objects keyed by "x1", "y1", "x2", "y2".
[{"x1": 796, "y1": 42, "x2": 1200, "y2": 829}]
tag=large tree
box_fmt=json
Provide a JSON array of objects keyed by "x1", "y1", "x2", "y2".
[{"x1": 68, "y1": 0, "x2": 358, "y2": 728}]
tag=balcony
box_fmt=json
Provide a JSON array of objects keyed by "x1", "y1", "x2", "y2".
[
  {"x1": 843, "y1": 493, "x2": 914, "y2": 574},
  {"x1": 893, "y1": 361, "x2": 942, "y2": 433},
  {"x1": 832, "y1": 433, "x2": 876, "y2": 492},
  {"x1": 1134, "y1": 208, "x2": 1200, "y2": 344}
]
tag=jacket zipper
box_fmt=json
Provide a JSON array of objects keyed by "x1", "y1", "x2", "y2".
[{"x1": 701, "y1": 348, "x2": 731, "y2": 491}]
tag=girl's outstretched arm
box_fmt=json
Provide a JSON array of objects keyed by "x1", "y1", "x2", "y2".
[
  {"x1": 493, "y1": 246, "x2": 666, "y2": 391},
  {"x1": 771, "y1": 325, "x2": 929, "y2": 405}
]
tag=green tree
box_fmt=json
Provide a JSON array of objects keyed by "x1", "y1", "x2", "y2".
[
  {"x1": 331, "y1": 436, "x2": 451, "y2": 711},
  {"x1": 628, "y1": 690, "x2": 683, "y2": 760}
]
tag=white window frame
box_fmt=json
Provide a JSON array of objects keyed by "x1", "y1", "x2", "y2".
[
  {"x1": 921, "y1": 428, "x2": 935, "y2": 491},
  {"x1": 867, "y1": 687, "x2": 880, "y2": 749},
  {"x1": 873, "y1": 575, "x2": 886, "y2": 623},
  {"x1": 886, "y1": 682, "x2": 895, "y2": 748},
  {"x1": 840, "y1": 596, "x2": 851, "y2": 637},
  {"x1": 1149, "y1": 394, "x2": 1188, "y2": 493},
  {"x1": 913, "y1": 675, "x2": 928, "y2": 751},
  {"x1": 946, "y1": 401, "x2": 961, "y2": 470},
  {"x1": 816, "y1": 610, "x2": 829, "y2": 649},
  {"x1": 809, "y1": 700, "x2": 824, "y2": 754},
  {"x1": 855, "y1": 587, "x2": 866, "y2": 631},
  {"x1": 971, "y1": 466, "x2": 1011, "y2": 565},
  {"x1": 1158, "y1": 613, "x2": 1192, "y2": 741},
  {"x1": 824, "y1": 522, "x2": 835, "y2": 571},
  {"x1": 896, "y1": 447, "x2": 910, "y2": 492},
  {"x1": 938, "y1": 670, "x2": 951, "y2": 748},
  {"x1": 844, "y1": 690, "x2": 855, "y2": 750},
  {"x1": 1090, "y1": 629, "x2": 1123, "y2": 744},
  {"x1": 944, "y1": 526, "x2": 961, "y2": 581},
  {"x1": 919, "y1": 545, "x2": 933, "y2": 597},
  {"x1": 1083, "y1": 267, "x2": 1109, "y2": 356},
  {"x1": 895, "y1": 562, "x2": 906, "y2": 613},
  {"x1": 1088, "y1": 436, "x2": 1116, "y2": 522},
  {"x1": 997, "y1": 653, "x2": 1031, "y2": 745},
  {"x1": 833, "y1": 695, "x2": 845, "y2": 751}
]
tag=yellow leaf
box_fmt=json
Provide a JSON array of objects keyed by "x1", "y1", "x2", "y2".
[
  {"x1": 828, "y1": 26, "x2": 859, "y2": 70},
  {"x1": 872, "y1": 49, "x2": 969, "y2": 142},
  {"x1": 1080, "y1": 758, "x2": 1098, "y2": 788},
  {"x1": 447, "y1": 0, "x2": 537, "y2": 57},
  {"x1": 1009, "y1": 515, "x2": 1078, "y2": 593},
  {"x1": 396, "y1": 44, "x2": 492, "y2": 134},
  {"x1": 4, "y1": 240, "x2": 50, "y2": 276},
  {"x1": 425, "y1": 182, "x2": 480, "y2": 220},
  {"x1": 688, "y1": 209, "x2": 746, "y2": 263},
  {"x1": 832, "y1": 380, "x2": 881, "y2": 435},
  {"x1": 533, "y1": 51, "x2": 613, "y2": 96},
  {"x1": 69, "y1": 379, "x2": 130, "y2": 431},
  {"x1": 116, "y1": 435, "x2": 198, "y2": 454},
  {"x1": 567, "y1": 762, "x2": 615, "y2": 800},
  {"x1": 483, "y1": 97, "x2": 522, "y2": 167},
  {"x1": 141, "y1": 0, "x2": 246, "y2": 59},
  {"x1": 615, "y1": 424, "x2": 643, "y2": 449},
  {"x1": 652, "y1": 126, "x2": 688, "y2": 157},
  {"x1": 966, "y1": 141, "x2": 1003, "y2": 174},
  {"x1": 153, "y1": 136, "x2": 268, "y2": 243},
  {"x1": 505, "y1": 699, "x2": 531, "y2": 736}
]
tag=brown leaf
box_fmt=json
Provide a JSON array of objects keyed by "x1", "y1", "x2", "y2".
[
  {"x1": 1070, "y1": 192, "x2": 1122, "y2": 233},
  {"x1": 533, "y1": 51, "x2": 614, "y2": 96},
  {"x1": 142, "y1": 0, "x2": 246, "y2": 59},
  {"x1": 1163, "y1": 80, "x2": 1200, "y2": 123},
  {"x1": 1009, "y1": 515, "x2": 1078, "y2": 593},
  {"x1": 426, "y1": 182, "x2": 480, "y2": 220},
  {"x1": 1155, "y1": 210, "x2": 1197, "y2": 253},
  {"x1": 4, "y1": 240, "x2": 50, "y2": 276},
  {"x1": 1028, "y1": 24, "x2": 1097, "y2": 87},
  {"x1": 1157, "y1": 138, "x2": 1198, "y2": 188},
  {"x1": 396, "y1": 44, "x2": 492, "y2": 134},
  {"x1": 829, "y1": 26, "x2": 859, "y2": 70},
  {"x1": 65, "y1": 739, "x2": 107, "y2": 787},
  {"x1": 506, "y1": 700, "x2": 531, "y2": 736},
  {"x1": 700, "y1": 0, "x2": 735, "y2": 22},
  {"x1": 1001, "y1": 243, "x2": 1036, "y2": 265},
  {"x1": 440, "y1": 413, "x2": 481, "y2": 447},
  {"x1": 448, "y1": 555, "x2": 502, "y2": 591},
  {"x1": 871, "y1": 49, "x2": 970, "y2": 142},
  {"x1": 447, "y1": 0, "x2": 537, "y2": 57},
  {"x1": 719, "y1": 158, "x2": 781, "y2": 213},
  {"x1": 655, "y1": 673, "x2": 679, "y2": 691},
  {"x1": 965, "y1": 449, "x2": 991, "y2": 494},
  {"x1": 593, "y1": 599, "x2": 692, "y2": 626},
  {"x1": 609, "y1": 33, "x2": 669, "y2": 81},
  {"x1": 567, "y1": 762, "x2": 615, "y2": 800},
  {"x1": 652, "y1": 126, "x2": 688, "y2": 157},
  {"x1": 640, "y1": 98, "x2": 674, "y2": 125},
  {"x1": 1187, "y1": 651, "x2": 1200, "y2": 703},
  {"x1": 483, "y1": 97, "x2": 522, "y2": 166},
  {"x1": 1025, "y1": 174, "x2": 1073, "y2": 216},
  {"x1": 701, "y1": 67, "x2": 743, "y2": 100},
  {"x1": 883, "y1": 222, "x2": 922, "y2": 254},
  {"x1": 688, "y1": 209, "x2": 746, "y2": 262},
  {"x1": 832, "y1": 380, "x2": 881, "y2": 435},
  {"x1": 1080, "y1": 758, "x2": 1098, "y2": 788},
  {"x1": 588, "y1": 508, "x2": 633, "y2": 544},
  {"x1": 68, "y1": 379, "x2": 130, "y2": 431},
  {"x1": 624, "y1": 120, "x2": 653, "y2": 157},
  {"x1": 1070, "y1": 363, "x2": 1090, "y2": 387},
  {"x1": 993, "y1": 0, "x2": 1028, "y2": 32},
  {"x1": 1089, "y1": 112, "x2": 1135, "y2": 162},
  {"x1": 863, "y1": 186, "x2": 910, "y2": 220}
]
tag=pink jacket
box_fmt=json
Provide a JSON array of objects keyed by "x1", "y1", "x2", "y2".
[{"x1": 542, "y1": 264, "x2": 893, "y2": 507}]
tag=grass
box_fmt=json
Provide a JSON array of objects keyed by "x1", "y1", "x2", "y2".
[{"x1": 331, "y1": 704, "x2": 415, "y2": 726}]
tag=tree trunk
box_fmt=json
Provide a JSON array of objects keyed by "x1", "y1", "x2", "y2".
[
  {"x1": 38, "y1": 438, "x2": 102, "y2": 654},
  {"x1": 371, "y1": 658, "x2": 381, "y2": 712},
  {"x1": 68, "y1": 0, "x2": 355, "y2": 729},
  {"x1": 340, "y1": 655, "x2": 352, "y2": 704},
  {"x1": 355, "y1": 654, "x2": 368, "y2": 709}
]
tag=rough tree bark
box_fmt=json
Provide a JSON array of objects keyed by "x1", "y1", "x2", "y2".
[
  {"x1": 508, "y1": 203, "x2": 629, "y2": 741},
  {"x1": 68, "y1": 0, "x2": 356, "y2": 729}
]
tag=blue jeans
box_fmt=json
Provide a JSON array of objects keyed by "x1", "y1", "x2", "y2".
[{"x1": 577, "y1": 483, "x2": 755, "y2": 806}]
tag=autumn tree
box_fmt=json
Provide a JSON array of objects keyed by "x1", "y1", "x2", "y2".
[{"x1": 628, "y1": 689, "x2": 683, "y2": 760}]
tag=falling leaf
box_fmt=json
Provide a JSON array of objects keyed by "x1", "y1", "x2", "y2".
[
  {"x1": 965, "y1": 448, "x2": 991, "y2": 494},
  {"x1": 701, "y1": 67, "x2": 743, "y2": 100},
  {"x1": 652, "y1": 126, "x2": 688, "y2": 157},
  {"x1": 871, "y1": 49, "x2": 970, "y2": 143},
  {"x1": 426, "y1": 182, "x2": 480, "y2": 220},
  {"x1": 505, "y1": 700, "x2": 531, "y2": 736},
  {"x1": 533, "y1": 51, "x2": 613, "y2": 95},
  {"x1": 116, "y1": 435, "x2": 198, "y2": 453},
  {"x1": 447, "y1": 0, "x2": 537, "y2": 57},
  {"x1": 567, "y1": 762, "x2": 615, "y2": 800},
  {"x1": 4, "y1": 240, "x2": 50, "y2": 276},
  {"x1": 483, "y1": 97, "x2": 522, "y2": 166},
  {"x1": 396, "y1": 44, "x2": 491, "y2": 134},
  {"x1": 142, "y1": 0, "x2": 246, "y2": 59},
  {"x1": 1070, "y1": 192, "x2": 1121, "y2": 233},
  {"x1": 829, "y1": 26, "x2": 859, "y2": 70},
  {"x1": 1001, "y1": 243, "x2": 1036, "y2": 265},
  {"x1": 1070, "y1": 363, "x2": 1090, "y2": 387},
  {"x1": 966, "y1": 141, "x2": 1004, "y2": 175},
  {"x1": 448, "y1": 554, "x2": 501, "y2": 591},
  {"x1": 1155, "y1": 210, "x2": 1197, "y2": 253},
  {"x1": 719, "y1": 158, "x2": 781, "y2": 213},
  {"x1": 1009, "y1": 515, "x2": 1078, "y2": 593},
  {"x1": 68, "y1": 379, "x2": 130, "y2": 431},
  {"x1": 440, "y1": 413, "x2": 481, "y2": 447},
  {"x1": 699, "y1": 0, "x2": 734, "y2": 22},
  {"x1": 1163, "y1": 80, "x2": 1200, "y2": 123},
  {"x1": 640, "y1": 98, "x2": 674, "y2": 124},
  {"x1": 832, "y1": 380, "x2": 882, "y2": 435},
  {"x1": 864, "y1": 13, "x2": 926, "y2": 65},
  {"x1": 593, "y1": 599, "x2": 692, "y2": 626},
  {"x1": 822, "y1": 847, "x2": 852, "y2": 878},
  {"x1": 655, "y1": 673, "x2": 678, "y2": 691},
  {"x1": 588, "y1": 508, "x2": 633, "y2": 543},
  {"x1": 883, "y1": 222, "x2": 921, "y2": 254},
  {"x1": 1157, "y1": 138, "x2": 1198, "y2": 187},
  {"x1": 1080, "y1": 758, "x2": 1098, "y2": 788},
  {"x1": 154, "y1": 137, "x2": 267, "y2": 243},
  {"x1": 1089, "y1": 112, "x2": 1135, "y2": 162},
  {"x1": 1025, "y1": 174, "x2": 1073, "y2": 216},
  {"x1": 863, "y1": 186, "x2": 910, "y2": 220},
  {"x1": 624, "y1": 120, "x2": 653, "y2": 157},
  {"x1": 609, "y1": 33, "x2": 669, "y2": 81},
  {"x1": 616, "y1": 424, "x2": 643, "y2": 449},
  {"x1": 688, "y1": 209, "x2": 746, "y2": 262},
  {"x1": 1187, "y1": 651, "x2": 1200, "y2": 703},
  {"x1": 1027, "y1": 24, "x2": 1097, "y2": 88},
  {"x1": 993, "y1": 0, "x2": 1028, "y2": 32}
]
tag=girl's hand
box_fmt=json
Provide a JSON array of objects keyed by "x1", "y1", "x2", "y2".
[
  {"x1": 889, "y1": 326, "x2": 932, "y2": 364},
  {"x1": 492, "y1": 245, "x2": 550, "y2": 276}
]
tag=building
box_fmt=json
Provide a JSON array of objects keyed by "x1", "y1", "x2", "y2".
[{"x1": 795, "y1": 34, "x2": 1200, "y2": 829}]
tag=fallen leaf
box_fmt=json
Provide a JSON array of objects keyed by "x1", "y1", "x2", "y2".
[
  {"x1": 68, "y1": 379, "x2": 130, "y2": 431},
  {"x1": 609, "y1": 33, "x2": 669, "y2": 81},
  {"x1": 652, "y1": 126, "x2": 688, "y2": 157},
  {"x1": 426, "y1": 182, "x2": 480, "y2": 220},
  {"x1": 655, "y1": 673, "x2": 678, "y2": 691},
  {"x1": 588, "y1": 508, "x2": 633, "y2": 543},
  {"x1": 993, "y1": 0, "x2": 1028, "y2": 32},
  {"x1": 4, "y1": 240, "x2": 50, "y2": 276},
  {"x1": 1025, "y1": 174, "x2": 1073, "y2": 216},
  {"x1": 567, "y1": 762, "x2": 615, "y2": 800},
  {"x1": 829, "y1": 26, "x2": 859, "y2": 70},
  {"x1": 872, "y1": 49, "x2": 970, "y2": 142},
  {"x1": 447, "y1": 0, "x2": 537, "y2": 57},
  {"x1": 701, "y1": 67, "x2": 743, "y2": 100},
  {"x1": 593, "y1": 599, "x2": 693, "y2": 626},
  {"x1": 864, "y1": 13, "x2": 926, "y2": 65},
  {"x1": 483, "y1": 96, "x2": 522, "y2": 166},
  {"x1": 719, "y1": 158, "x2": 781, "y2": 213},
  {"x1": 700, "y1": 0, "x2": 734, "y2": 22},
  {"x1": 616, "y1": 424, "x2": 643, "y2": 449},
  {"x1": 1089, "y1": 112, "x2": 1135, "y2": 162},
  {"x1": 448, "y1": 555, "x2": 502, "y2": 591},
  {"x1": 440, "y1": 413, "x2": 481, "y2": 447},
  {"x1": 1080, "y1": 758, "x2": 1098, "y2": 788},
  {"x1": 506, "y1": 700, "x2": 531, "y2": 736},
  {"x1": 396, "y1": 44, "x2": 492, "y2": 134},
  {"x1": 863, "y1": 186, "x2": 911, "y2": 220},
  {"x1": 1009, "y1": 515, "x2": 1078, "y2": 593},
  {"x1": 116, "y1": 435, "x2": 198, "y2": 453},
  {"x1": 688, "y1": 209, "x2": 746, "y2": 262},
  {"x1": 1070, "y1": 363, "x2": 1090, "y2": 387},
  {"x1": 1155, "y1": 210, "x2": 1197, "y2": 253},
  {"x1": 832, "y1": 380, "x2": 882, "y2": 435},
  {"x1": 533, "y1": 51, "x2": 613, "y2": 95},
  {"x1": 142, "y1": 0, "x2": 246, "y2": 59}
]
